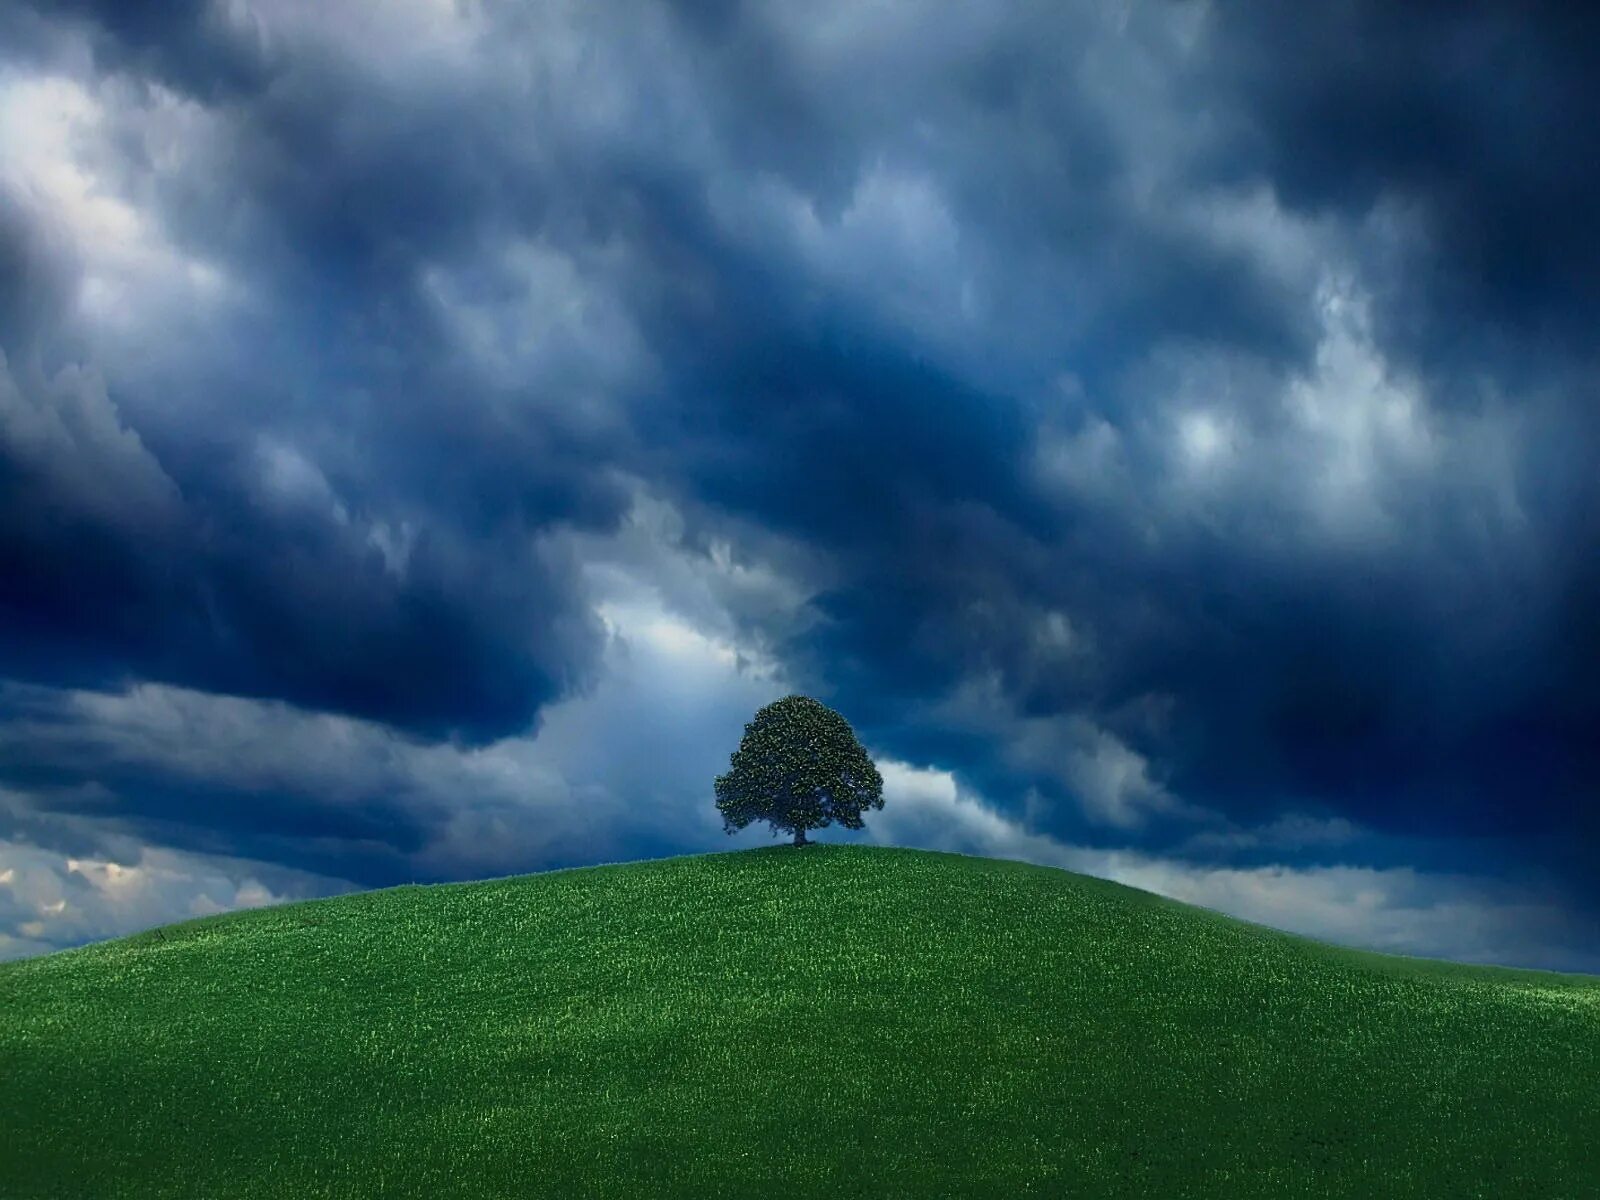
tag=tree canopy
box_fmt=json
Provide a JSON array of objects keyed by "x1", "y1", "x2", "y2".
[{"x1": 714, "y1": 695, "x2": 885, "y2": 847}]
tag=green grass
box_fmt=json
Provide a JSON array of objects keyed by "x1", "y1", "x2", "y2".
[{"x1": 2, "y1": 843, "x2": 1598, "y2": 1198}]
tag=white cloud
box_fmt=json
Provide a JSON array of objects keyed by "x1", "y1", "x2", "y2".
[
  {"x1": 366, "y1": 520, "x2": 417, "y2": 578},
  {"x1": 1176, "y1": 182, "x2": 1331, "y2": 295},
  {"x1": 251, "y1": 437, "x2": 351, "y2": 524},
  {"x1": 1091, "y1": 857, "x2": 1596, "y2": 975},
  {"x1": 1045, "y1": 719, "x2": 1182, "y2": 828},
  {"x1": 420, "y1": 236, "x2": 657, "y2": 412},
  {"x1": 564, "y1": 479, "x2": 835, "y2": 677},
  {"x1": 858, "y1": 758, "x2": 1600, "y2": 975},
  {"x1": 1175, "y1": 407, "x2": 1236, "y2": 472},
  {"x1": 1284, "y1": 275, "x2": 1439, "y2": 542},
  {"x1": 1032, "y1": 266, "x2": 1537, "y2": 577},
  {"x1": 0, "y1": 831, "x2": 349, "y2": 963},
  {"x1": 1033, "y1": 609, "x2": 1085, "y2": 659},
  {"x1": 931, "y1": 669, "x2": 1201, "y2": 829},
  {"x1": 0, "y1": 72, "x2": 242, "y2": 332},
  {"x1": 1031, "y1": 412, "x2": 1134, "y2": 509}
]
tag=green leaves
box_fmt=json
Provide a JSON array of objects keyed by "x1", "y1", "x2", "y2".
[{"x1": 714, "y1": 695, "x2": 885, "y2": 839}]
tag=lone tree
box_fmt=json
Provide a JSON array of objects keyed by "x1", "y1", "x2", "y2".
[{"x1": 715, "y1": 695, "x2": 885, "y2": 848}]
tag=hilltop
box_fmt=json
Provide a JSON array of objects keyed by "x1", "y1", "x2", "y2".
[{"x1": 2, "y1": 844, "x2": 1597, "y2": 1198}]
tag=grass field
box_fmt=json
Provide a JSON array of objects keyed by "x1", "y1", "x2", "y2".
[{"x1": 2, "y1": 842, "x2": 1597, "y2": 1198}]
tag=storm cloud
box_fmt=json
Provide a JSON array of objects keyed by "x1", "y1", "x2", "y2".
[{"x1": 1, "y1": 0, "x2": 1595, "y2": 969}]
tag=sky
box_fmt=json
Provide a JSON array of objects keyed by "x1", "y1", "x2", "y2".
[{"x1": 0, "y1": 0, "x2": 1596, "y2": 973}]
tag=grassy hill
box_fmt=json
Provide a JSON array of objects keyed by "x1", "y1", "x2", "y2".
[{"x1": 2, "y1": 843, "x2": 1597, "y2": 1198}]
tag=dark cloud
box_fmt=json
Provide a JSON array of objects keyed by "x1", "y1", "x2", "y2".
[
  {"x1": 0, "y1": 198, "x2": 76, "y2": 354},
  {"x1": 0, "y1": 324, "x2": 611, "y2": 743},
  {"x1": 0, "y1": 444, "x2": 608, "y2": 744},
  {"x1": 25, "y1": 0, "x2": 279, "y2": 101},
  {"x1": 0, "y1": 15, "x2": 636, "y2": 745},
  {"x1": 1199, "y1": 1, "x2": 1600, "y2": 367},
  {"x1": 1, "y1": 0, "x2": 1596, "y2": 961},
  {"x1": 605, "y1": 1, "x2": 1600, "y2": 901}
]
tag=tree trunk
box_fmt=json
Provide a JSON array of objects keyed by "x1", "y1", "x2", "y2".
[{"x1": 792, "y1": 826, "x2": 808, "y2": 847}]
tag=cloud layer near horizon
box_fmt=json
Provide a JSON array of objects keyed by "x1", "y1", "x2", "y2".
[{"x1": 1, "y1": 0, "x2": 1596, "y2": 971}]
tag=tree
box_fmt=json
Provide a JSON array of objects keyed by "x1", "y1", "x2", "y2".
[{"x1": 714, "y1": 694, "x2": 885, "y2": 848}]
